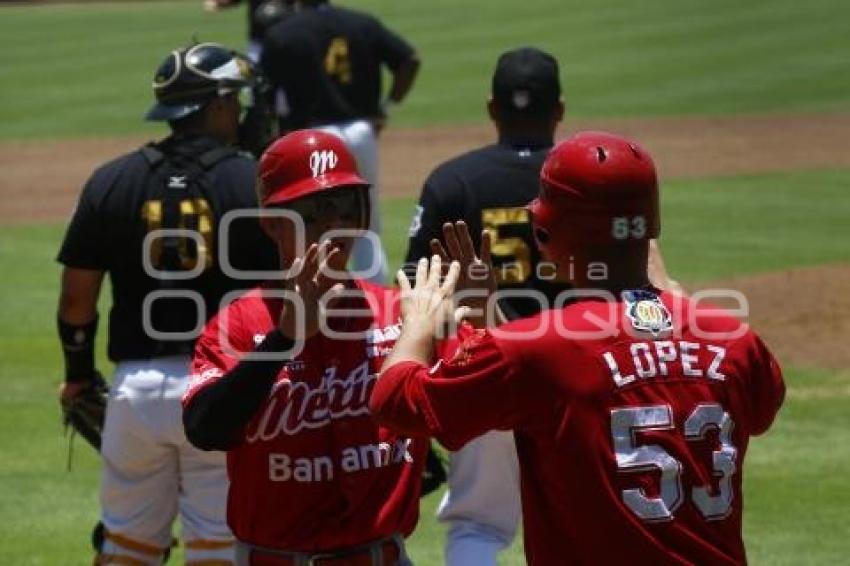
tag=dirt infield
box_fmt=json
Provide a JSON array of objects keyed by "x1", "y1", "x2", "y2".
[
  {"x1": 380, "y1": 112, "x2": 850, "y2": 198},
  {"x1": 1, "y1": 112, "x2": 848, "y2": 369},
  {"x1": 691, "y1": 265, "x2": 850, "y2": 370},
  {"x1": 3, "y1": 112, "x2": 850, "y2": 222}
]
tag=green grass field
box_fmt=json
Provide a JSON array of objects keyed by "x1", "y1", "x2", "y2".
[
  {"x1": 2, "y1": 0, "x2": 850, "y2": 138},
  {"x1": 1, "y1": 0, "x2": 849, "y2": 564},
  {"x1": 2, "y1": 173, "x2": 849, "y2": 564}
]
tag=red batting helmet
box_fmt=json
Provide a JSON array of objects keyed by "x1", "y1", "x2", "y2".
[
  {"x1": 257, "y1": 129, "x2": 370, "y2": 207},
  {"x1": 528, "y1": 131, "x2": 659, "y2": 262}
]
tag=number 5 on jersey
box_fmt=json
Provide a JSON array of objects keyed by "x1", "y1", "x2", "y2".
[{"x1": 481, "y1": 207, "x2": 532, "y2": 284}]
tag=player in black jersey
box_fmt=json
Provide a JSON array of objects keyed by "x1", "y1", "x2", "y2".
[
  {"x1": 56, "y1": 42, "x2": 277, "y2": 566},
  {"x1": 403, "y1": 46, "x2": 564, "y2": 566},
  {"x1": 260, "y1": 0, "x2": 421, "y2": 284},
  {"x1": 406, "y1": 48, "x2": 564, "y2": 323}
]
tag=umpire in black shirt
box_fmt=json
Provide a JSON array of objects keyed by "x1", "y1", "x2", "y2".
[{"x1": 56, "y1": 42, "x2": 276, "y2": 565}]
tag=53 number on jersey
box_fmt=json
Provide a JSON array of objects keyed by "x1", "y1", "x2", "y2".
[{"x1": 610, "y1": 402, "x2": 737, "y2": 522}]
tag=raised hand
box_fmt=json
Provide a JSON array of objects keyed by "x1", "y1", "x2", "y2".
[
  {"x1": 385, "y1": 255, "x2": 464, "y2": 368},
  {"x1": 397, "y1": 255, "x2": 464, "y2": 331},
  {"x1": 429, "y1": 221, "x2": 498, "y2": 327},
  {"x1": 278, "y1": 240, "x2": 348, "y2": 340}
]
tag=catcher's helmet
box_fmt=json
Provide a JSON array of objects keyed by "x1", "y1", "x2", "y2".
[
  {"x1": 145, "y1": 42, "x2": 253, "y2": 122},
  {"x1": 257, "y1": 130, "x2": 370, "y2": 207},
  {"x1": 528, "y1": 131, "x2": 659, "y2": 262}
]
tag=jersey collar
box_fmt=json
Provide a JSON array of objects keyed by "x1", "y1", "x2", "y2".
[{"x1": 498, "y1": 135, "x2": 553, "y2": 152}]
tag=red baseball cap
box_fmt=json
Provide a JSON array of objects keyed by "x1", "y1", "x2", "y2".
[{"x1": 258, "y1": 129, "x2": 370, "y2": 207}]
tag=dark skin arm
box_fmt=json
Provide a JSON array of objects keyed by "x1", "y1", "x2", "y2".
[
  {"x1": 387, "y1": 55, "x2": 420, "y2": 104},
  {"x1": 373, "y1": 55, "x2": 420, "y2": 134},
  {"x1": 57, "y1": 267, "x2": 105, "y2": 400}
]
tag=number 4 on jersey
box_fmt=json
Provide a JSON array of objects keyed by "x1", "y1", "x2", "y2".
[{"x1": 325, "y1": 37, "x2": 352, "y2": 84}]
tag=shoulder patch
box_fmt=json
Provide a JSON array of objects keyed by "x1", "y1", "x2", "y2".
[{"x1": 623, "y1": 289, "x2": 673, "y2": 337}]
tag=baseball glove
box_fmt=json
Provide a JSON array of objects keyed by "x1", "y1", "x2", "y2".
[{"x1": 62, "y1": 372, "x2": 108, "y2": 452}]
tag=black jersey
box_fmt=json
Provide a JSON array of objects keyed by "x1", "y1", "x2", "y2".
[
  {"x1": 57, "y1": 134, "x2": 277, "y2": 362},
  {"x1": 246, "y1": 0, "x2": 265, "y2": 41},
  {"x1": 405, "y1": 138, "x2": 566, "y2": 320},
  {"x1": 260, "y1": 3, "x2": 415, "y2": 128}
]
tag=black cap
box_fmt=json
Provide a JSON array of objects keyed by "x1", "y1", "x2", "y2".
[
  {"x1": 491, "y1": 47, "x2": 561, "y2": 118},
  {"x1": 145, "y1": 42, "x2": 253, "y2": 122}
]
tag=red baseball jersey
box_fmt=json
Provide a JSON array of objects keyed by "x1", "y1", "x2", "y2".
[
  {"x1": 184, "y1": 280, "x2": 429, "y2": 551},
  {"x1": 372, "y1": 289, "x2": 784, "y2": 565}
]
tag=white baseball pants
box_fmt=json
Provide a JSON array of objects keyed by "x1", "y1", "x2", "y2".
[
  {"x1": 438, "y1": 430, "x2": 521, "y2": 566},
  {"x1": 99, "y1": 356, "x2": 234, "y2": 565}
]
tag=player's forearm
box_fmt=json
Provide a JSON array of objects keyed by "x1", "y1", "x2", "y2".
[
  {"x1": 58, "y1": 267, "x2": 103, "y2": 324},
  {"x1": 183, "y1": 330, "x2": 292, "y2": 451},
  {"x1": 370, "y1": 360, "x2": 436, "y2": 438},
  {"x1": 387, "y1": 56, "x2": 420, "y2": 104},
  {"x1": 57, "y1": 267, "x2": 104, "y2": 382},
  {"x1": 58, "y1": 300, "x2": 98, "y2": 326},
  {"x1": 383, "y1": 319, "x2": 435, "y2": 370}
]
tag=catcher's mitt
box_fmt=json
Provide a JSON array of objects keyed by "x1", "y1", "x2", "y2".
[{"x1": 62, "y1": 371, "x2": 108, "y2": 452}]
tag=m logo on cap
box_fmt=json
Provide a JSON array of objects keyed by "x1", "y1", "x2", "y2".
[{"x1": 309, "y1": 150, "x2": 339, "y2": 178}]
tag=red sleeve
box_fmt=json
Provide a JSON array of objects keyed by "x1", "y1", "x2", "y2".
[
  {"x1": 747, "y1": 332, "x2": 785, "y2": 435},
  {"x1": 183, "y1": 307, "x2": 245, "y2": 406},
  {"x1": 433, "y1": 320, "x2": 476, "y2": 361},
  {"x1": 371, "y1": 329, "x2": 548, "y2": 450}
]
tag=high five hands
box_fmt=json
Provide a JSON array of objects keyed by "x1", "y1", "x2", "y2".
[
  {"x1": 429, "y1": 221, "x2": 500, "y2": 328},
  {"x1": 383, "y1": 254, "x2": 465, "y2": 369},
  {"x1": 278, "y1": 240, "x2": 348, "y2": 341},
  {"x1": 397, "y1": 255, "x2": 467, "y2": 332}
]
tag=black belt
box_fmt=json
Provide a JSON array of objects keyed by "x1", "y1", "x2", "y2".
[{"x1": 236, "y1": 535, "x2": 405, "y2": 566}]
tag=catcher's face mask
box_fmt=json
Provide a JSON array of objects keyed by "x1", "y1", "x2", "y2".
[{"x1": 145, "y1": 42, "x2": 254, "y2": 122}]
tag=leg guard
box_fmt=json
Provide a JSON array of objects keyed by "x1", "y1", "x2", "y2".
[
  {"x1": 96, "y1": 529, "x2": 169, "y2": 566},
  {"x1": 184, "y1": 538, "x2": 236, "y2": 565}
]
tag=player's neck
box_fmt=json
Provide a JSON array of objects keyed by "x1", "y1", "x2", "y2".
[
  {"x1": 565, "y1": 245, "x2": 651, "y2": 293},
  {"x1": 496, "y1": 126, "x2": 554, "y2": 148}
]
